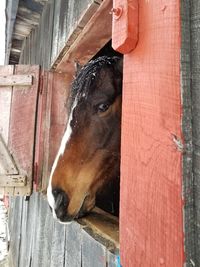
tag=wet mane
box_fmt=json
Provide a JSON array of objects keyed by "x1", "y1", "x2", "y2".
[{"x1": 69, "y1": 56, "x2": 121, "y2": 110}]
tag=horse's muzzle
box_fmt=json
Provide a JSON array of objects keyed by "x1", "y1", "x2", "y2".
[{"x1": 52, "y1": 189, "x2": 70, "y2": 221}]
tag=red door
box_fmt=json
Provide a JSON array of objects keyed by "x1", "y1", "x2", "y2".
[{"x1": 113, "y1": 0, "x2": 185, "y2": 266}]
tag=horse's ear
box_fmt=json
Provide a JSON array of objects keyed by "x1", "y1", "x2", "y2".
[{"x1": 74, "y1": 61, "x2": 82, "y2": 74}]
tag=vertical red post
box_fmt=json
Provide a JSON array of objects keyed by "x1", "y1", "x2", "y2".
[{"x1": 113, "y1": 0, "x2": 185, "y2": 266}]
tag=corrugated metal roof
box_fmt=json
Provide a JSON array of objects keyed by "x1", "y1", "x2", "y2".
[{"x1": 5, "y1": 0, "x2": 47, "y2": 64}]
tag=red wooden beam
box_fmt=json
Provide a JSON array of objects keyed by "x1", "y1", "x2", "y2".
[{"x1": 113, "y1": 0, "x2": 185, "y2": 266}]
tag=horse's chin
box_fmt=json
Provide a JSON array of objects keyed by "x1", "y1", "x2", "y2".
[
  {"x1": 54, "y1": 194, "x2": 96, "y2": 224},
  {"x1": 75, "y1": 196, "x2": 95, "y2": 219}
]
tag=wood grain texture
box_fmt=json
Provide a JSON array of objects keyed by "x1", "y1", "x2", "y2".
[
  {"x1": 119, "y1": 1, "x2": 184, "y2": 266},
  {"x1": 34, "y1": 70, "x2": 48, "y2": 191},
  {"x1": 41, "y1": 0, "x2": 54, "y2": 69},
  {"x1": 8, "y1": 65, "x2": 40, "y2": 196},
  {"x1": 50, "y1": 221, "x2": 66, "y2": 267},
  {"x1": 0, "y1": 65, "x2": 14, "y2": 195},
  {"x1": 0, "y1": 65, "x2": 13, "y2": 144},
  {"x1": 181, "y1": 1, "x2": 196, "y2": 266},
  {"x1": 190, "y1": 0, "x2": 200, "y2": 265},
  {"x1": 112, "y1": 0, "x2": 138, "y2": 54},
  {"x1": 8, "y1": 193, "x2": 119, "y2": 267},
  {"x1": 18, "y1": 199, "x2": 30, "y2": 267},
  {"x1": 51, "y1": 0, "x2": 98, "y2": 68},
  {"x1": 0, "y1": 74, "x2": 32, "y2": 87},
  {"x1": 0, "y1": 175, "x2": 26, "y2": 187},
  {"x1": 31, "y1": 195, "x2": 53, "y2": 267},
  {"x1": 41, "y1": 72, "x2": 53, "y2": 191},
  {"x1": 55, "y1": 0, "x2": 112, "y2": 72},
  {"x1": 8, "y1": 197, "x2": 23, "y2": 267},
  {"x1": 78, "y1": 207, "x2": 119, "y2": 250},
  {"x1": 82, "y1": 228, "x2": 107, "y2": 267},
  {"x1": 65, "y1": 222, "x2": 82, "y2": 267},
  {"x1": 41, "y1": 72, "x2": 72, "y2": 191},
  {"x1": 0, "y1": 134, "x2": 18, "y2": 175}
]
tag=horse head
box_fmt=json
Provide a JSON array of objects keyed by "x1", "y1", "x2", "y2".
[{"x1": 47, "y1": 56, "x2": 123, "y2": 223}]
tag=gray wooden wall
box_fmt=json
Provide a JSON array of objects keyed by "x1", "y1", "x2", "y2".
[
  {"x1": 182, "y1": 0, "x2": 200, "y2": 266},
  {"x1": 19, "y1": 0, "x2": 102, "y2": 70},
  {"x1": 191, "y1": 0, "x2": 200, "y2": 265},
  {"x1": 8, "y1": 193, "x2": 118, "y2": 267}
]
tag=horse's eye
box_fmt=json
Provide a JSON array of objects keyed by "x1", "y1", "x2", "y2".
[{"x1": 98, "y1": 103, "x2": 109, "y2": 113}]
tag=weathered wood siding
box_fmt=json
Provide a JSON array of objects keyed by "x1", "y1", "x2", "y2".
[
  {"x1": 8, "y1": 1, "x2": 119, "y2": 266},
  {"x1": 8, "y1": 192, "x2": 118, "y2": 267},
  {"x1": 19, "y1": 0, "x2": 103, "y2": 70},
  {"x1": 181, "y1": 1, "x2": 196, "y2": 266},
  {"x1": 190, "y1": 0, "x2": 200, "y2": 265},
  {"x1": 0, "y1": 65, "x2": 40, "y2": 196}
]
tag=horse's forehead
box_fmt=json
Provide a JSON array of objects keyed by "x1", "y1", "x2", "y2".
[{"x1": 71, "y1": 66, "x2": 115, "y2": 108}]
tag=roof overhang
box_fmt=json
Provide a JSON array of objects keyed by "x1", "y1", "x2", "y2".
[{"x1": 5, "y1": 0, "x2": 47, "y2": 64}]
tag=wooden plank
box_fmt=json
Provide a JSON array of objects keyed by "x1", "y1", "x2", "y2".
[
  {"x1": 30, "y1": 29, "x2": 36, "y2": 65},
  {"x1": 8, "y1": 65, "x2": 40, "y2": 196},
  {"x1": 181, "y1": 1, "x2": 196, "y2": 265},
  {"x1": 190, "y1": 0, "x2": 200, "y2": 265},
  {"x1": 0, "y1": 134, "x2": 18, "y2": 175},
  {"x1": 24, "y1": 192, "x2": 40, "y2": 267},
  {"x1": 0, "y1": 65, "x2": 14, "y2": 143},
  {"x1": 18, "y1": 198, "x2": 29, "y2": 267},
  {"x1": 8, "y1": 196, "x2": 23, "y2": 266},
  {"x1": 41, "y1": 72, "x2": 53, "y2": 192},
  {"x1": 27, "y1": 35, "x2": 31, "y2": 65},
  {"x1": 41, "y1": 72, "x2": 71, "y2": 192},
  {"x1": 82, "y1": 228, "x2": 107, "y2": 267},
  {"x1": 119, "y1": 1, "x2": 184, "y2": 266},
  {"x1": 34, "y1": 71, "x2": 48, "y2": 191},
  {"x1": 55, "y1": 0, "x2": 112, "y2": 72},
  {"x1": 0, "y1": 65, "x2": 15, "y2": 195},
  {"x1": 38, "y1": 1, "x2": 46, "y2": 69},
  {"x1": 78, "y1": 207, "x2": 119, "y2": 250},
  {"x1": 0, "y1": 175, "x2": 26, "y2": 187},
  {"x1": 42, "y1": 0, "x2": 54, "y2": 69},
  {"x1": 0, "y1": 74, "x2": 33, "y2": 87},
  {"x1": 51, "y1": 0, "x2": 60, "y2": 66},
  {"x1": 50, "y1": 221, "x2": 66, "y2": 267},
  {"x1": 31, "y1": 194, "x2": 53, "y2": 267},
  {"x1": 37, "y1": 204, "x2": 54, "y2": 267},
  {"x1": 56, "y1": 0, "x2": 69, "y2": 55},
  {"x1": 64, "y1": 222, "x2": 82, "y2": 267},
  {"x1": 52, "y1": 0, "x2": 102, "y2": 68}
]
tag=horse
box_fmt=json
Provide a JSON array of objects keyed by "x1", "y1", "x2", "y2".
[{"x1": 47, "y1": 56, "x2": 123, "y2": 223}]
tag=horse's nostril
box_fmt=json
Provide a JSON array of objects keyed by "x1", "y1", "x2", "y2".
[
  {"x1": 54, "y1": 190, "x2": 69, "y2": 207},
  {"x1": 53, "y1": 189, "x2": 69, "y2": 219}
]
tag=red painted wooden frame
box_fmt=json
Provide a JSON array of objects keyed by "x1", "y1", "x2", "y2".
[{"x1": 112, "y1": 0, "x2": 185, "y2": 266}]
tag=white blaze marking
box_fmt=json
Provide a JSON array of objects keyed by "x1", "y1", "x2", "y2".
[{"x1": 47, "y1": 98, "x2": 78, "y2": 211}]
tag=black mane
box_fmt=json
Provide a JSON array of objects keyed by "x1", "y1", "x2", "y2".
[{"x1": 69, "y1": 56, "x2": 122, "y2": 111}]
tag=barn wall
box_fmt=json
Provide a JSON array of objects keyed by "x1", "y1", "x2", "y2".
[
  {"x1": 181, "y1": 0, "x2": 200, "y2": 264},
  {"x1": 8, "y1": 193, "x2": 118, "y2": 267},
  {"x1": 190, "y1": 0, "x2": 200, "y2": 265},
  {"x1": 8, "y1": 1, "x2": 119, "y2": 266},
  {"x1": 19, "y1": 0, "x2": 102, "y2": 69},
  {"x1": 180, "y1": 1, "x2": 198, "y2": 266}
]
